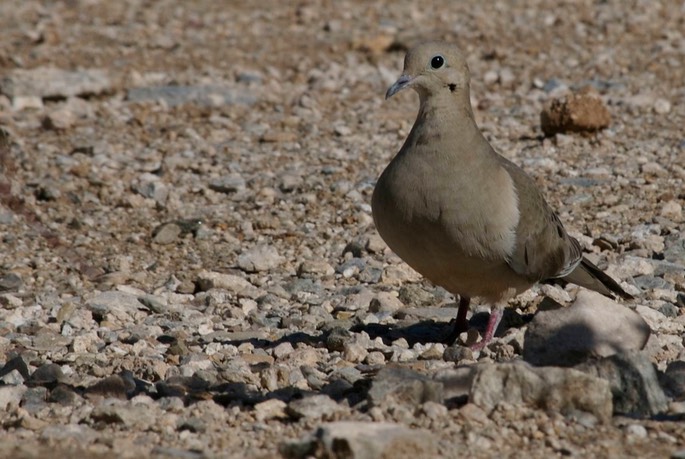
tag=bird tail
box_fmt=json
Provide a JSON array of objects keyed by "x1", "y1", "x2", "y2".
[{"x1": 561, "y1": 257, "x2": 634, "y2": 300}]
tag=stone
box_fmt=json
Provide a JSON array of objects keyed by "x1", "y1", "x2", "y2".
[
  {"x1": 28, "y1": 364, "x2": 65, "y2": 387},
  {"x1": 0, "y1": 385, "x2": 27, "y2": 411},
  {"x1": 237, "y1": 245, "x2": 283, "y2": 272},
  {"x1": 85, "y1": 374, "x2": 136, "y2": 400},
  {"x1": 152, "y1": 222, "x2": 183, "y2": 244},
  {"x1": 523, "y1": 290, "x2": 650, "y2": 366},
  {"x1": 254, "y1": 398, "x2": 287, "y2": 421},
  {"x1": 369, "y1": 291, "x2": 404, "y2": 313},
  {"x1": 343, "y1": 342, "x2": 369, "y2": 363},
  {"x1": 127, "y1": 85, "x2": 257, "y2": 107},
  {"x1": 0, "y1": 273, "x2": 22, "y2": 292},
  {"x1": 90, "y1": 401, "x2": 159, "y2": 429},
  {"x1": 287, "y1": 394, "x2": 345, "y2": 420},
  {"x1": 540, "y1": 91, "x2": 611, "y2": 135},
  {"x1": 86, "y1": 291, "x2": 146, "y2": 322},
  {"x1": 2, "y1": 67, "x2": 113, "y2": 98},
  {"x1": 575, "y1": 351, "x2": 668, "y2": 417},
  {"x1": 298, "y1": 259, "x2": 335, "y2": 277},
  {"x1": 368, "y1": 367, "x2": 443, "y2": 408},
  {"x1": 208, "y1": 174, "x2": 246, "y2": 193},
  {"x1": 434, "y1": 365, "x2": 481, "y2": 402},
  {"x1": 662, "y1": 360, "x2": 685, "y2": 400},
  {"x1": 280, "y1": 422, "x2": 438, "y2": 459},
  {"x1": 470, "y1": 361, "x2": 612, "y2": 422},
  {"x1": 195, "y1": 270, "x2": 262, "y2": 298}
]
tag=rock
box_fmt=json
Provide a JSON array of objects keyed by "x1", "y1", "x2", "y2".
[
  {"x1": 624, "y1": 424, "x2": 648, "y2": 438},
  {"x1": 663, "y1": 237, "x2": 685, "y2": 265},
  {"x1": 151, "y1": 222, "x2": 183, "y2": 244},
  {"x1": 237, "y1": 245, "x2": 283, "y2": 272},
  {"x1": 653, "y1": 98, "x2": 671, "y2": 114},
  {"x1": 298, "y1": 259, "x2": 335, "y2": 277},
  {"x1": 280, "y1": 422, "x2": 438, "y2": 459},
  {"x1": 368, "y1": 367, "x2": 443, "y2": 408},
  {"x1": 1, "y1": 67, "x2": 113, "y2": 98},
  {"x1": 208, "y1": 174, "x2": 246, "y2": 193},
  {"x1": 523, "y1": 290, "x2": 650, "y2": 366},
  {"x1": 85, "y1": 374, "x2": 136, "y2": 400},
  {"x1": 86, "y1": 291, "x2": 147, "y2": 323},
  {"x1": 434, "y1": 365, "x2": 481, "y2": 402},
  {"x1": 195, "y1": 270, "x2": 262, "y2": 298},
  {"x1": 90, "y1": 401, "x2": 159, "y2": 429},
  {"x1": 272, "y1": 341, "x2": 294, "y2": 359},
  {"x1": 0, "y1": 273, "x2": 22, "y2": 292},
  {"x1": 127, "y1": 85, "x2": 257, "y2": 107},
  {"x1": 470, "y1": 361, "x2": 612, "y2": 423},
  {"x1": 0, "y1": 356, "x2": 30, "y2": 381},
  {"x1": 0, "y1": 385, "x2": 27, "y2": 411},
  {"x1": 660, "y1": 200, "x2": 682, "y2": 220},
  {"x1": 43, "y1": 107, "x2": 76, "y2": 130},
  {"x1": 369, "y1": 291, "x2": 404, "y2": 313},
  {"x1": 343, "y1": 342, "x2": 368, "y2": 363},
  {"x1": 540, "y1": 91, "x2": 611, "y2": 136},
  {"x1": 28, "y1": 364, "x2": 65, "y2": 387},
  {"x1": 254, "y1": 398, "x2": 287, "y2": 421},
  {"x1": 48, "y1": 384, "x2": 78, "y2": 405},
  {"x1": 662, "y1": 360, "x2": 685, "y2": 400},
  {"x1": 575, "y1": 351, "x2": 668, "y2": 417},
  {"x1": 287, "y1": 394, "x2": 345, "y2": 420},
  {"x1": 443, "y1": 344, "x2": 475, "y2": 363}
]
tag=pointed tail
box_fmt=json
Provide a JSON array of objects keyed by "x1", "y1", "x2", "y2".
[{"x1": 561, "y1": 257, "x2": 634, "y2": 300}]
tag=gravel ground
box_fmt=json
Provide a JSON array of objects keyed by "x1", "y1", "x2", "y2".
[{"x1": 0, "y1": 1, "x2": 684, "y2": 458}]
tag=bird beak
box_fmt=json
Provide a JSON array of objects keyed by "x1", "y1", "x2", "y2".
[{"x1": 385, "y1": 75, "x2": 413, "y2": 99}]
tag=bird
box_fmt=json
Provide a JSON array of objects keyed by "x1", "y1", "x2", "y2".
[{"x1": 372, "y1": 41, "x2": 633, "y2": 350}]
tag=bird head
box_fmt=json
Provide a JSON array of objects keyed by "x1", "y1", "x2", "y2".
[{"x1": 386, "y1": 42, "x2": 471, "y2": 102}]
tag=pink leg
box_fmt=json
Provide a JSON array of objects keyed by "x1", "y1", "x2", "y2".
[
  {"x1": 447, "y1": 296, "x2": 470, "y2": 344},
  {"x1": 471, "y1": 306, "x2": 504, "y2": 351}
]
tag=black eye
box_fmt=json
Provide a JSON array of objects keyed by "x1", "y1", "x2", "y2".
[{"x1": 430, "y1": 55, "x2": 445, "y2": 69}]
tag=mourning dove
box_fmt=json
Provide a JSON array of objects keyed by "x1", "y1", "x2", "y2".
[{"x1": 372, "y1": 42, "x2": 632, "y2": 350}]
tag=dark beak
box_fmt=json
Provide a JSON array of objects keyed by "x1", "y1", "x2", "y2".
[{"x1": 385, "y1": 75, "x2": 413, "y2": 99}]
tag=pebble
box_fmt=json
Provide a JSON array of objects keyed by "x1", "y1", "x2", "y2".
[
  {"x1": 254, "y1": 399, "x2": 287, "y2": 421},
  {"x1": 127, "y1": 85, "x2": 257, "y2": 106},
  {"x1": 2, "y1": 67, "x2": 113, "y2": 98},
  {"x1": 540, "y1": 91, "x2": 611, "y2": 136},
  {"x1": 287, "y1": 394, "x2": 345, "y2": 420},
  {"x1": 237, "y1": 245, "x2": 283, "y2": 272},
  {"x1": 368, "y1": 367, "x2": 444, "y2": 408}
]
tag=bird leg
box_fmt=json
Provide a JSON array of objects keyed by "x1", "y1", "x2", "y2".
[
  {"x1": 446, "y1": 295, "x2": 470, "y2": 344},
  {"x1": 471, "y1": 305, "x2": 504, "y2": 351}
]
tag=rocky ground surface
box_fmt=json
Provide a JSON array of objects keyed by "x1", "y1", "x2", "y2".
[{"x1": 0, "y1": 0, "x2": 684, "y2": 458}]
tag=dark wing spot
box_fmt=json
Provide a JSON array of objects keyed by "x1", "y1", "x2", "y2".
[{"x1": 524, "y1": 245, "x2": 529, "y2": 266}]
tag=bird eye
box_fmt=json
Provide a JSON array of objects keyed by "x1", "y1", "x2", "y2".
[{"x1": 430, "y1": 55, "x2": 445, "y2": 69}]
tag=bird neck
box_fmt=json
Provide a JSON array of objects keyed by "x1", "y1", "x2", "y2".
[{"x1": 412, "y1": 91, "x2": 485, "y2": 154}]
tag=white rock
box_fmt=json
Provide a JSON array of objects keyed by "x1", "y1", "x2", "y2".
[
  {"x1": 653, "y1": 98, "x2": 671, "y2": 114},
  {"x1": 660, "y1": 200, "x2": 682, "y2": 220},
  {"x1": 254, "y1": 399, "x2": 287, "y2": 421},
  {"x1": 237, "y1": 245, "x2": 283, "y2": 272},
  {"x1": 523, "y1": 290, "x2": 651, "y2": 366}
]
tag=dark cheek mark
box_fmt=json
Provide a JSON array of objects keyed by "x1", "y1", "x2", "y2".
[{"x1": 449, "y1": 84, "x2": 457, "y2": 92}]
